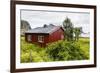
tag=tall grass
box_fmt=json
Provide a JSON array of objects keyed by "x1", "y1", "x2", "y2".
[
  {"x1": 20, "y1": 36, "x2": 49, "y2": 63},
  {"x1": 76, "y1": 38, "x2": 90, "y2": 59},
  {"x1": 20, "y1": 36, "x2": 89, "y2": 63}
]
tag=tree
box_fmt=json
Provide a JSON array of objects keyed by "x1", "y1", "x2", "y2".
[
  {"x1": 74, "y1": 27, "x2": 82, "y2": 41},
  {"x1": 63, "y1": 17, "x2": 74, "y2": 41}
]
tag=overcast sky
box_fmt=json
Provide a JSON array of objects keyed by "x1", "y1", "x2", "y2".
[{"x1": 21, "y1": 10, "x2": 90, "y2": 34}]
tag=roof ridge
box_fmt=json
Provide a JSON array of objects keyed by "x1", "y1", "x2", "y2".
[{"x1": 25, "y1": 24, "x2": 62, "y2": 34}]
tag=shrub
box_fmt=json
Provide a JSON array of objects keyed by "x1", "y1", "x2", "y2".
[{"x1": 46, "y1": 40, "x2": 88, "y2": 61}]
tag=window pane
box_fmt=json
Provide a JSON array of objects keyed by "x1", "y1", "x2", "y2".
[
  {"x1": 38, "y1": 36, "x2": 44, "y2": 43},
  {"x1": 27, "y1": 35, "x2": 31, "y2": 42}
]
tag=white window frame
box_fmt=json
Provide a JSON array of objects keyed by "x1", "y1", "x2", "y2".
[
  {"x1": 27, "y1": 35, "x2": 32, "y2": 42},
  {"x1": 38, "y1": 35, "x2": 44, "y2": 43}
]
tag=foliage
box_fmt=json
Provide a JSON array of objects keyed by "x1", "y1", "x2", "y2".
[
  {"x1": 21, "y1": 37, "x2": 89, "y2": 63},
  {"x1": 21, "y1": 37, "x2": 50, "y2": 63},
  {"x1": 76, "y1": 38, "x2": 90, "y2": 59},
  {"x1": 46, "y1": 40, "x2": 89, "y2": 61},
  {"x1": 73, "y1": 27, "x2": 82, "y2": 41},
  {"x1": 63, "y1": 17, "x2": 74, "y2": 41}
]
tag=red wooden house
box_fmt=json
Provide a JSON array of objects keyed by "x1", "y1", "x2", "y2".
[{"x1": 25, "y1": 24, "x2": 64, "y2": 47}]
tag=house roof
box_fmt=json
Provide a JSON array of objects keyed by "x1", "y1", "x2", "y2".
[{"x1": 25, "y1": 24, "x2": 63, "y2": 34}]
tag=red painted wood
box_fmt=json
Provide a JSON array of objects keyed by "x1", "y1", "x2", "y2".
[
  {"x1": 25, "y1": 27, "x2": 64, "y2": 47},
  {"x1": 48, "y1": 28, "x2": 64, "y2": 43}
]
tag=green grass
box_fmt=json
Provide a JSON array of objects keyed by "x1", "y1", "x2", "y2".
[
  {"x1": 20, "y1": 36, "x2": 50, "y2": 63},
  {"x1": 20, "y1": 36, "x2": 90, "y2": 63},
  {"x1": 76, "y1": 38, "x2": 90, "y2": 59}
]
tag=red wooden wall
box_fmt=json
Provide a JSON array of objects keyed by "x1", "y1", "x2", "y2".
[
  {"x1": 48, "y1": 28, "x2": 64, "y2": 43},
  {"x1": 25, "y1": 28, "x2": 64, "y2": 47}
]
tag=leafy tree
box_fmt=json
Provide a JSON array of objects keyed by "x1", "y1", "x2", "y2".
[
  {"x1": 74, "y1": 27, "x2": 82, "y2": 41},
  {"x1": 63, "y1": 17, "x2": 74, "y2": 41}
]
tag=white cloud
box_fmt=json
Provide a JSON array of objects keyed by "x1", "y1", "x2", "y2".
[{"x1": 21, "y1": 10, "x2": 90, "y2": 33}]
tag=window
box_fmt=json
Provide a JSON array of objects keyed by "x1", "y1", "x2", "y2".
[
  {"x1": 27, "y1": 35, "x2": 32, "y2": 42},
  {"x1": 38, "y1": 35, "x2": 44, "y2": 43}
]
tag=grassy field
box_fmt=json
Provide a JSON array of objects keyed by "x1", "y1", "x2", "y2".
[
  {"x1": 20, "y1": 36, "x2": 90, "y2": 63},
  {"x1": 76, "y1": 38, "x2": 90, "y2": 59}
]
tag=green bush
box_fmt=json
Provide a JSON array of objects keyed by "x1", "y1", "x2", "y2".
[{"x1": 46, "y1": 40, "x2": 88, "y2": 61}]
